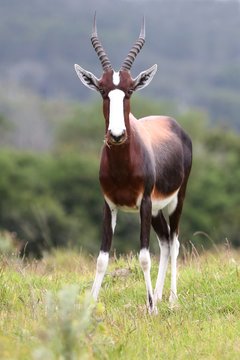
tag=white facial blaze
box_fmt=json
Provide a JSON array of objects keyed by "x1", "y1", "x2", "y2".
[
  {"x1": 108, "y1": 89, "x2": 126, "y2": 137},
  {"x1": 113, "y1": 71, "x2": 120, "y2": 86}
]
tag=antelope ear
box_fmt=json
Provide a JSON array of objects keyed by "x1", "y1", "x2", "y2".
[
  {"x1": 74, "y1": 64, "x2": 100, "y2": 92},
  {"x1": 133, "y1": 64, "x2": 157, "y2": 91}
]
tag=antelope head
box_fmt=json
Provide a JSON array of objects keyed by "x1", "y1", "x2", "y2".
[{"x1": 74, "y1": 14, "x2": 157, "y2": 145}]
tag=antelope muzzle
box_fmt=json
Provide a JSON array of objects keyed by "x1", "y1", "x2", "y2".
[{"x1": 107, "y1": 129, "x2": 127, "y2": 145}]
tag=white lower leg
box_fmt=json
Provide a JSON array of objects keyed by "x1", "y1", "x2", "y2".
[
  {"x1": 169, "y1": 235, "x2": 180, "y2": 305},
  {"x1": 139, "y1": 248, "x2": 155, "y2": 312},
  {"x1": 91, "y1": 251, "x2": 109, "y2": 301},
  {"x1": 154, "y1": 241, "x2": 170, "y2": 303}
]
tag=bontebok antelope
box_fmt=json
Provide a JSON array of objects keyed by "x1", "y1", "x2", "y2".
[{"x1": 74, "y1": 15, "x2": 192, "y2": 313}]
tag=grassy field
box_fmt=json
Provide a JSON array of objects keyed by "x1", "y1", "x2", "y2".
[{"x1": 0, "y1": 246, "x2": 240, "y2": 359}]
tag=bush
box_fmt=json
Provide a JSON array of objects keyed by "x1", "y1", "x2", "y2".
[{"x1": 0, "y1": 102, "x2": 239, "y2": 257}]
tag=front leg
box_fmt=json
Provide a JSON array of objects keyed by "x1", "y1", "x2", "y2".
[
  {"x1": 91, "y1": 200, "x2": 117, "y2": 301},
  {"x1": 139, "y1": 195, "x2": 156, "y2": 314}
]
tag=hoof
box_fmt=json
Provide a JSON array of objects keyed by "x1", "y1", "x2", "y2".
[
  {"x1": 169, "y1": 293, "x2": 179, "y2": 309},
  {"x1": 147, "y1": 295, "x2": 158, "y2": 315},
  {"x1": 153, "y1": 292, "x2": 162, "y2": 306},
  {"x1": 148, "y1": 304, "x2": 158, "y2": 315}
]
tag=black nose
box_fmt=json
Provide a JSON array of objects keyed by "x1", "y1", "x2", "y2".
[{"x1": 110, "y1": 130, "x2": 126, "y2": 143}]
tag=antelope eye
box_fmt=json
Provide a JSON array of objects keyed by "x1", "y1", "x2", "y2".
[{"x1": 127, "y1": 89, "x2": 133, "y2": 96}]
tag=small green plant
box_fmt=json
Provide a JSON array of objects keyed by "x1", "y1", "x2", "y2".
[{"x1": 33, "y1": 285, "x2": 111, "y2": 360}]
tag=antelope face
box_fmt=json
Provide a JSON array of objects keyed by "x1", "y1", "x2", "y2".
[{"x1": 74, "y1": 14, "x2": 157, "y2": 145}]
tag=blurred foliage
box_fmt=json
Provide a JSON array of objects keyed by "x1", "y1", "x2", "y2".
[
  {"x1": 0, "y1": 149, "x2": 102, "y2": 257},
  {"x1": 0, "y1": 97, "x2": 239, "y2": 257},
  {"x1": 0, "y1": 113, "x2": 14, "y2": 146}
]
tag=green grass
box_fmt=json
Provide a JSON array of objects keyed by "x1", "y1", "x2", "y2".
[{"x1": 0, "y1": 248, "x2": 240, "y2": 359}]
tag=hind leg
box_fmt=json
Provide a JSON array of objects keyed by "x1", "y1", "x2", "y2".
[
  {"x1": 168, "y1": 187, "x2": 186, "y2": 306},
  {"x1": 152, "y1": 211, "x2": 170, "y2": 305},
  {"x1": 139, "y1": 195, "x2": 156, "y2": 314},
  {"x1": 169, "y1": 233, "x2": 180, "y2": 306}
]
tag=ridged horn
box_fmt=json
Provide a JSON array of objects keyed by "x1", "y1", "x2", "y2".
[
  {"x1": 120, "y1": 17, "x2": 145, "y2": 71},
  {"x1": 91, "y1": 12, "x2": 112, "y2": 71}
]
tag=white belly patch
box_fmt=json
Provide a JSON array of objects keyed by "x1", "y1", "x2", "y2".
[{"x1": 105, "y1": 190, "x2": 179, "y2": 217}]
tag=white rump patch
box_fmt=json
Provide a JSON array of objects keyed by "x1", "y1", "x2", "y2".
[
  {"x1": 108, "y1": 89, "x2": 126, "y2": 137},
  {"x1": 113, "y1": 71, "x2": 120, "y2": 85}
]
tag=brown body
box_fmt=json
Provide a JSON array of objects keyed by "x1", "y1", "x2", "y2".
[{"x1": 100, "y1": 114, "x2": 191, "y2": 210}]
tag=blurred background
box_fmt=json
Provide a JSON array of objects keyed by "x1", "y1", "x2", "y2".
[{"x1": 0, "y1": 0, "x2": 239, "y2": 257}]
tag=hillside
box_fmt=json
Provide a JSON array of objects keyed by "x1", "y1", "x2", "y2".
[{"x1": 1, "y1": 0, "x2": 240, "y2": 128}]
